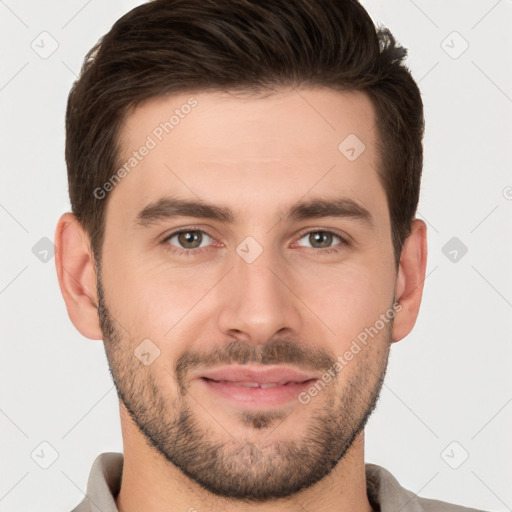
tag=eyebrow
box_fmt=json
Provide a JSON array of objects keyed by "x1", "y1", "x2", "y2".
[{"x1": 133, "y1": 195, "x2": 374, "y2": 229}]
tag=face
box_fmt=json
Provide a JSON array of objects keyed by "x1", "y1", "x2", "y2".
[{"x1": 97, "y1": 87, "x2": 398, "y2": 500}]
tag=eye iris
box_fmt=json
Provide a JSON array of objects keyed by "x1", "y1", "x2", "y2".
[
  {"x1": 178, "y1": 231, "x2": 202, "y2": 249},
  {"x1": 310, "y1": 231, "x2": 332, "y2": 248}
]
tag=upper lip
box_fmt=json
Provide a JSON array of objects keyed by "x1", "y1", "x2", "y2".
[{"x1": 196, "y1": 365, "x2": 318, "y2": 385}]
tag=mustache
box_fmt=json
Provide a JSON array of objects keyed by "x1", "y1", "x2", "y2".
[{"x1": 175, "y1": 338, "x2": 336, "y2": 390}]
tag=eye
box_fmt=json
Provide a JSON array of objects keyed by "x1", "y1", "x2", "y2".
[
  {"x1": 160, "y1": 227, "x2": 349, "y2": 257},
  {"x1": 163, "y1": 229, "x2": 214, "y2": 253},
  {"x1": 296, "y1": 230, "x2": 347, "y2": 252}
]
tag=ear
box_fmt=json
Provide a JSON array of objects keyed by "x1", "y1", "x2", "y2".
[
  {"x1": 391, "y1": 219, "x2": 428, "y2": 343},
  {"x1": 54, "y1": 212, "x2": 103, "y2": 340}
]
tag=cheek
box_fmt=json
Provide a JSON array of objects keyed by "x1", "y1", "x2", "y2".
[
  {"x1": 291, "y1": 258, "x2": 395, "y2": 344},
  {"x1": 112, "y1": 258, "x2": 220, "y2": 342}
]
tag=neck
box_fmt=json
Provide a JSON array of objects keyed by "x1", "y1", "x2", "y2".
[{"x1": 116, "y1": 405, "x2": 373, "y2": 512}]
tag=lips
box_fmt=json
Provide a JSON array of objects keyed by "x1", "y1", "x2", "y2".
[
  {"x1": 194, "y1": 366, "x2": 319, "y2": 409},
  {"x1": 206, "y1": 381, "x2": 298, "y2": 389},
  {"x1": 197, "y1": 365, "x2": 318, "y2": 386}
]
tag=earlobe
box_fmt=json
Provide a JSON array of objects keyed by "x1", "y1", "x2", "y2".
[
  {"x1": 391, "y1": 219, "x2": 428, "y2": 343},
  {"x1": 54, "y1": 213, "x2": 103, "y2": 340}
]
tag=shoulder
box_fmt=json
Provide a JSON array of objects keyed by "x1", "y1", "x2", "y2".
[
  {"x1": 365, "y1": 463, "x2": 489, "y2": 512},
  {"x1": 69, "y1": 452, "x2": 123, "y2": 512}
]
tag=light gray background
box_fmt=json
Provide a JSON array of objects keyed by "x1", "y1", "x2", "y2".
[{"x1": 1, "y1": 1, "x2": 511, "y2": 511}]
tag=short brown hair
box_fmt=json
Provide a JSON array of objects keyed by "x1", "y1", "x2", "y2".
[{"x1": 65, "y1": 0, "x2": 424, "y2": 268}]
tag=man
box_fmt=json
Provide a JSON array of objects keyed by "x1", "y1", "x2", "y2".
[{"x1": 54, "y1": 0, "x2": 485, "y2": 511}]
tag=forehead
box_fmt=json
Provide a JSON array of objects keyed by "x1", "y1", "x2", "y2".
[
  {"x1": 120, "y1": 86, "x2": 376, "y2": 159},
  {"x1": 108, "y1": 87, "x2": 387, "y2": 227}
]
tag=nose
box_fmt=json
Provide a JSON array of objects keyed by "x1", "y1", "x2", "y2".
[{"x1": 216, "y1": 241, "x2": 304, "y2": 345}]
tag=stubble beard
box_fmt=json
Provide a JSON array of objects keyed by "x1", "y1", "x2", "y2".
[{"x1": 96, "y1": 269, "x2": 390, "y2": 501}]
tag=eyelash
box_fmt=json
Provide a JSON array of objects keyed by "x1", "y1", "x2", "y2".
[{"x1": 160, "y1": 227, "x2": 350, "y2": 257}]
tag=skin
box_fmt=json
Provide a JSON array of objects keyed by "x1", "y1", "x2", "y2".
[{"x1": 55, "y1": 86, "x2": 427, "y2": 512}]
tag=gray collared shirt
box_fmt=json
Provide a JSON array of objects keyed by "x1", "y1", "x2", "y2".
[{"x1": 71, "y1": 452, "x2": 487, "y2": 512}]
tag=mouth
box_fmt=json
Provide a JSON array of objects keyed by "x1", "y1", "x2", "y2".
[
  {"x1": 195, "y1": 365, "x2": 319, "y2": 408},
  {"x1": 201, "y1": 378, "x2": 313, "y2": 388}
]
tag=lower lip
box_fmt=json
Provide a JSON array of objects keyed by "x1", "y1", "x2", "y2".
[{"x1": 198, "y1": 378, "x2": 317, "y2": 408}]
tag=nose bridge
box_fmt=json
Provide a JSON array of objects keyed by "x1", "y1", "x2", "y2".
[{"x1": 216, "y1": 237, "x2": 303, "y2": 342}]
